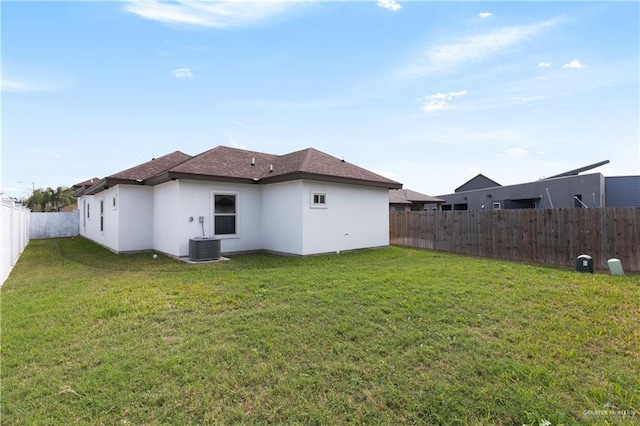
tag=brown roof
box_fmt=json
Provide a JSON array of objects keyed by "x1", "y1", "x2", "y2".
[
  {"x1": 81, "y1": 151, "x2": 192, "y2": 195},
  {"x1": 72, "y1": 177, "x2": 100, "y2": 188},
  {"x1": 389, "y1": 189, "x2": 444, "y2": 204},
  {"x1": 110, "y1": 151, "x2": 193, "y2": 180},
  {"x1": 81, "y1": 146, "x2": 402, "y2": 195},
  {"x1": 161, "y1": 146, "x2": 401, "y2": 188}
]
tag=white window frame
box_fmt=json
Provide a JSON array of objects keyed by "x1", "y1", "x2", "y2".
[
  {"x1": 492, "y1": 202, "x2": 501, "y2": 210},
  {"x1": 212, "y1": 191, "x2": 239, "y2": 238},
  {"x1": 310, "y1": 191, "x2": 328, "y2": 209}
]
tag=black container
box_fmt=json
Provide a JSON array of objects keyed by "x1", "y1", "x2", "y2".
[{"x1": 576, "y1": 254, "x2": 593, "y2": 273}]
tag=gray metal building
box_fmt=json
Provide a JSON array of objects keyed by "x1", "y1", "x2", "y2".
[{"x1": 432, "y1": 161, "x2": 640, "y2": 210}]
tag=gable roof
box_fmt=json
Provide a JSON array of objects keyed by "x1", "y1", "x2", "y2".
[
  {"x1": 454, "y1": 174, "x2": 501, "y2": 193},
  {"x1": 80, "y1": 146, "x2": 402, "y2": 195},
  {"x1": 389, "y1": 189, "x2": 444, "y2": 204}
]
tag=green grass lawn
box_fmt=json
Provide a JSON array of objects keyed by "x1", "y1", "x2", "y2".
[{"x1": 1, "y1": 238, "x2": 638, "y2": 425}]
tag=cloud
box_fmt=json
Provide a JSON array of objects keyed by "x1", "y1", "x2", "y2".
[
  {"x1": 538, "y1": 62, "x2": 550, "y2": 67},
  {"x1": 422, "y1": 90, "x2": 468, "y2": 112},
  {"x1": 172, "y1": 68, "x2": 193, "y2": 79},
  {"x1": 478, "y1": 12, "x2": 492, "y2": 19},
  {"x1": 563, "y1": 59, "x2": 586, "y2": 69},
  {"x1": 399, "y1": 19, "x2": 558, "y2": 78},
  {"x1": 503, "y1": 148, "x2": 528, "y2": 157},
  {"x1": 123, "y1": 0, "x2": 299, "y2": 28},
  {"x1": 31, "y1": 149, "x2": 61, "y2": 159},
  {"x1": 377, "y1": 0, "x2": 401, "y2": 12},
  {"x1": 1, "y1": 78, "x2": 65, "y2": 93}
]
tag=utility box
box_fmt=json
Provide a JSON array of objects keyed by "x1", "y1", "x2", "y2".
[
  {"x1": 189, "y1": 237, "x2": 221, "y2": 261},
  {"x1": 576, "y1": 254, "x2": 593, "y2": 273},
  {"x1": 607, "y1": 258, "x2": 624, "y2": 276}
]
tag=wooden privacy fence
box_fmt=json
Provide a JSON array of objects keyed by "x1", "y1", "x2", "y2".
[{"x1": 390, "y1": 208, "x2": 640, "y2": 272}]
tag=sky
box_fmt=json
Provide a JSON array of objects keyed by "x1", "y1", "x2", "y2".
[{"x1": 1, "y1": 0, "x2": 639, "y2": 200}]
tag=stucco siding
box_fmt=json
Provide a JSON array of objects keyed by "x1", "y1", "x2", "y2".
[
  {"x1": 301, "y1": 181, "x2": 389, "y2": 255},
  {"x1": 117, "y1": 186, "x2": 153, "y2": 251},
  {"x1": 261, "y1": 181, "x2": 304, "y2": 255},
  {"x1": 176, "y1": 180, "x2": 263, "y2": 256},
  {"x1": 153, "y1": 181, "x2": 182, "y2": 256}
]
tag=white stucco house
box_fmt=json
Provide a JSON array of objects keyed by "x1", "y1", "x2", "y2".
[{"x1": 74, "y1": 146, "x2": 402, "y2": 258}]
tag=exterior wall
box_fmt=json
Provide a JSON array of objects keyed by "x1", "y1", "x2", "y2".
[
  {"x1": 301, "y1": 181, "x2": 389, "y2": 255},
  {"x1": 176, "y1": 180, "x2": 263, "y2": 256},
  {"x1": 153, "y1": 180, "x2": 264, "y2": 257},
  {"x1": 261, "y1": 181, "x2": 304, "y2": 255},
  {"x1": 30, "y1": 211, "x2": 79, "y2": 239},
  {"x1": 117, "y1": 186, "x2": 153, "y2": 251},
  {"x1": 439, "y1": 173, "x2": 606, "y2": 210},
  {"x1": 78, "y1": 194, "x2": 105, "y2": 246},
  {"x1": 79, "y1": 179, "x2": 392, "y2": 257},
  {"x1": 153, "y1": 181, "x2": 182, "y2": 256},
  {"x1": 605, "y1": 176, "x2": 640, "y2": 207}
]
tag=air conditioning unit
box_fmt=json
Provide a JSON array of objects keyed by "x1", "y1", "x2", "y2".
[{"x1": 189, "y1": 237, "x2": 221, "y2": 261}]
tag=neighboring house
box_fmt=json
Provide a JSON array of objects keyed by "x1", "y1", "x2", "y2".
[
  {"x1": 435, "y1": 160, "x2": 640, "y2": 210},
  {"x1": 74, "y1": 146, "x2": 402, "y2": 257},
  {"x1": 389, "y1": 189, "x2": 444, "y2": 211}
]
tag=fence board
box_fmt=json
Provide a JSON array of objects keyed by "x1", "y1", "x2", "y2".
[{"x1": 390, "y1": 208, "x2": 640, "y2": 272}]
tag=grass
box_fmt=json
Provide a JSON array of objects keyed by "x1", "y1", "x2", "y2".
[{"x1": 1, "y1": 237, "x2": 639, "y2": 425}]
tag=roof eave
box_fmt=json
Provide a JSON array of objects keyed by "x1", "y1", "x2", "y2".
[
  {"x1": 83, "y1": 177, "x2": 145, "y2": 195},
  {"x1": 260, "y1": 172, "x2": 402, "y2": 189}
]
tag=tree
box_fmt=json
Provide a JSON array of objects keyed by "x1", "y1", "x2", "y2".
[{"x1": 24, "y1": 186, "x2": 75, "y2": 212}]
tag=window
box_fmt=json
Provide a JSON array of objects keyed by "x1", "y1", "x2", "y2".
[
  {"x1": 100, "y1": 199, "x2": 104, "y2": 232},
  {"x1": 214, "y1": 194, "x2": 237, "y2": 236},
  {"x1": 311, "y1": 191, "x2": 327, "y2": 208},
  {"x1": 493, "y1": 202, "x2": 501, "y2": 210},
  {"x1": 87, "y1": 202, "x2": 90, "y2": 219}
]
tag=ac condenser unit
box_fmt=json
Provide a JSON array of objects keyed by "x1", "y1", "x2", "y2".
[{"x1": 189, "y1": 237, "x2": 221, "y2": 261}]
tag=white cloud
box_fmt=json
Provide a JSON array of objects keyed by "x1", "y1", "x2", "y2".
[
  {"x1": 123, "y1": 0, "x2": 299, "y2": 28},
  {"x1": 1, "y1": 78, "x2": 65, "y2": 93},
  {"x1": 538, "y1": 62, "x2": 550, "y2": 67},
  {"x1": 479, "y1": 12, "x2": 492, "y2": 19},
  {"x1": 422, "y1": 90, "x2": 468, "y2": 112},
  {"x1": 399, "y1": 19, "x2": 558, "y2": 78},
  {"x1": 172, "y1": 68, "x2": 193, "y2": 79},
  {"x1": 503, "y1": 148, "x2": 528, "y2": 157},
  {"x1": 377, "y1": 0, "x2": 401, "y2": 12},
  {"x1": 1, "y1": 79, "x2": 34, "y2": 93},
  {"x1": 563, "y1": 59, "x2": 586, "y2": 69},
  {"x1": 31, "y1": 149, "x2": 61, "y2": 159}
]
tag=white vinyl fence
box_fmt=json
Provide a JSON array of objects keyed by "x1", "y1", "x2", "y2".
[
  {"x1": 30, "y1": 211, "x2": 79, "y2": 239},
  {"x1": 1, "y1": 200, "x2": 31, "y2": 285}
]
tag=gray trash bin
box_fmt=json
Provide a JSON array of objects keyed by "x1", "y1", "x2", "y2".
[{"x1": 576, "y1": 254, "x2": 593, "y2": 273}]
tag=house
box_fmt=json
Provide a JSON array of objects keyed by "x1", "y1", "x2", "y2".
[
  {"x1": 74, "y1": 146, "x2": 402, "y2": 257},
  {"x1": 435, "y1": 160, "x2": 640, "y2": 210},
  {"x1": 389, "y1": 189, "x2": 444, "y2": 211}
]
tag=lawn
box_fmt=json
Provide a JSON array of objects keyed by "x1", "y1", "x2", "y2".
[{"x1": 1, "y1": 237, "x2": 638, "y2": 425}]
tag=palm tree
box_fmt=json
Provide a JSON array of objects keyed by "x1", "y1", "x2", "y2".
[
  {"x1": 51, "y1": 186, "x2": 75, "y2": 211},
  {"x1": 25, "y1": 189, "x2": 49, "y2": 212},
  {"x1": 24, "y1": 186, "x2": 75, "y2": 212}
]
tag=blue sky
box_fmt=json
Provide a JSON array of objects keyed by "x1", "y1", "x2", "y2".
[{"x1": 2, "y1": 1, "x2": 638, "y2": 199}]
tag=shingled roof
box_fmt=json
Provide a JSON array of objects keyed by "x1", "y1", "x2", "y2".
[
  {"x1": 79, "y1": 151, "x2": 192, "y2": 195},
  {"x1": 78, "y1": 146, "x2": 401, "y2": 195},
  {"x1": 148, "y1": 146, "x2": 402, "y2": 189}
]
